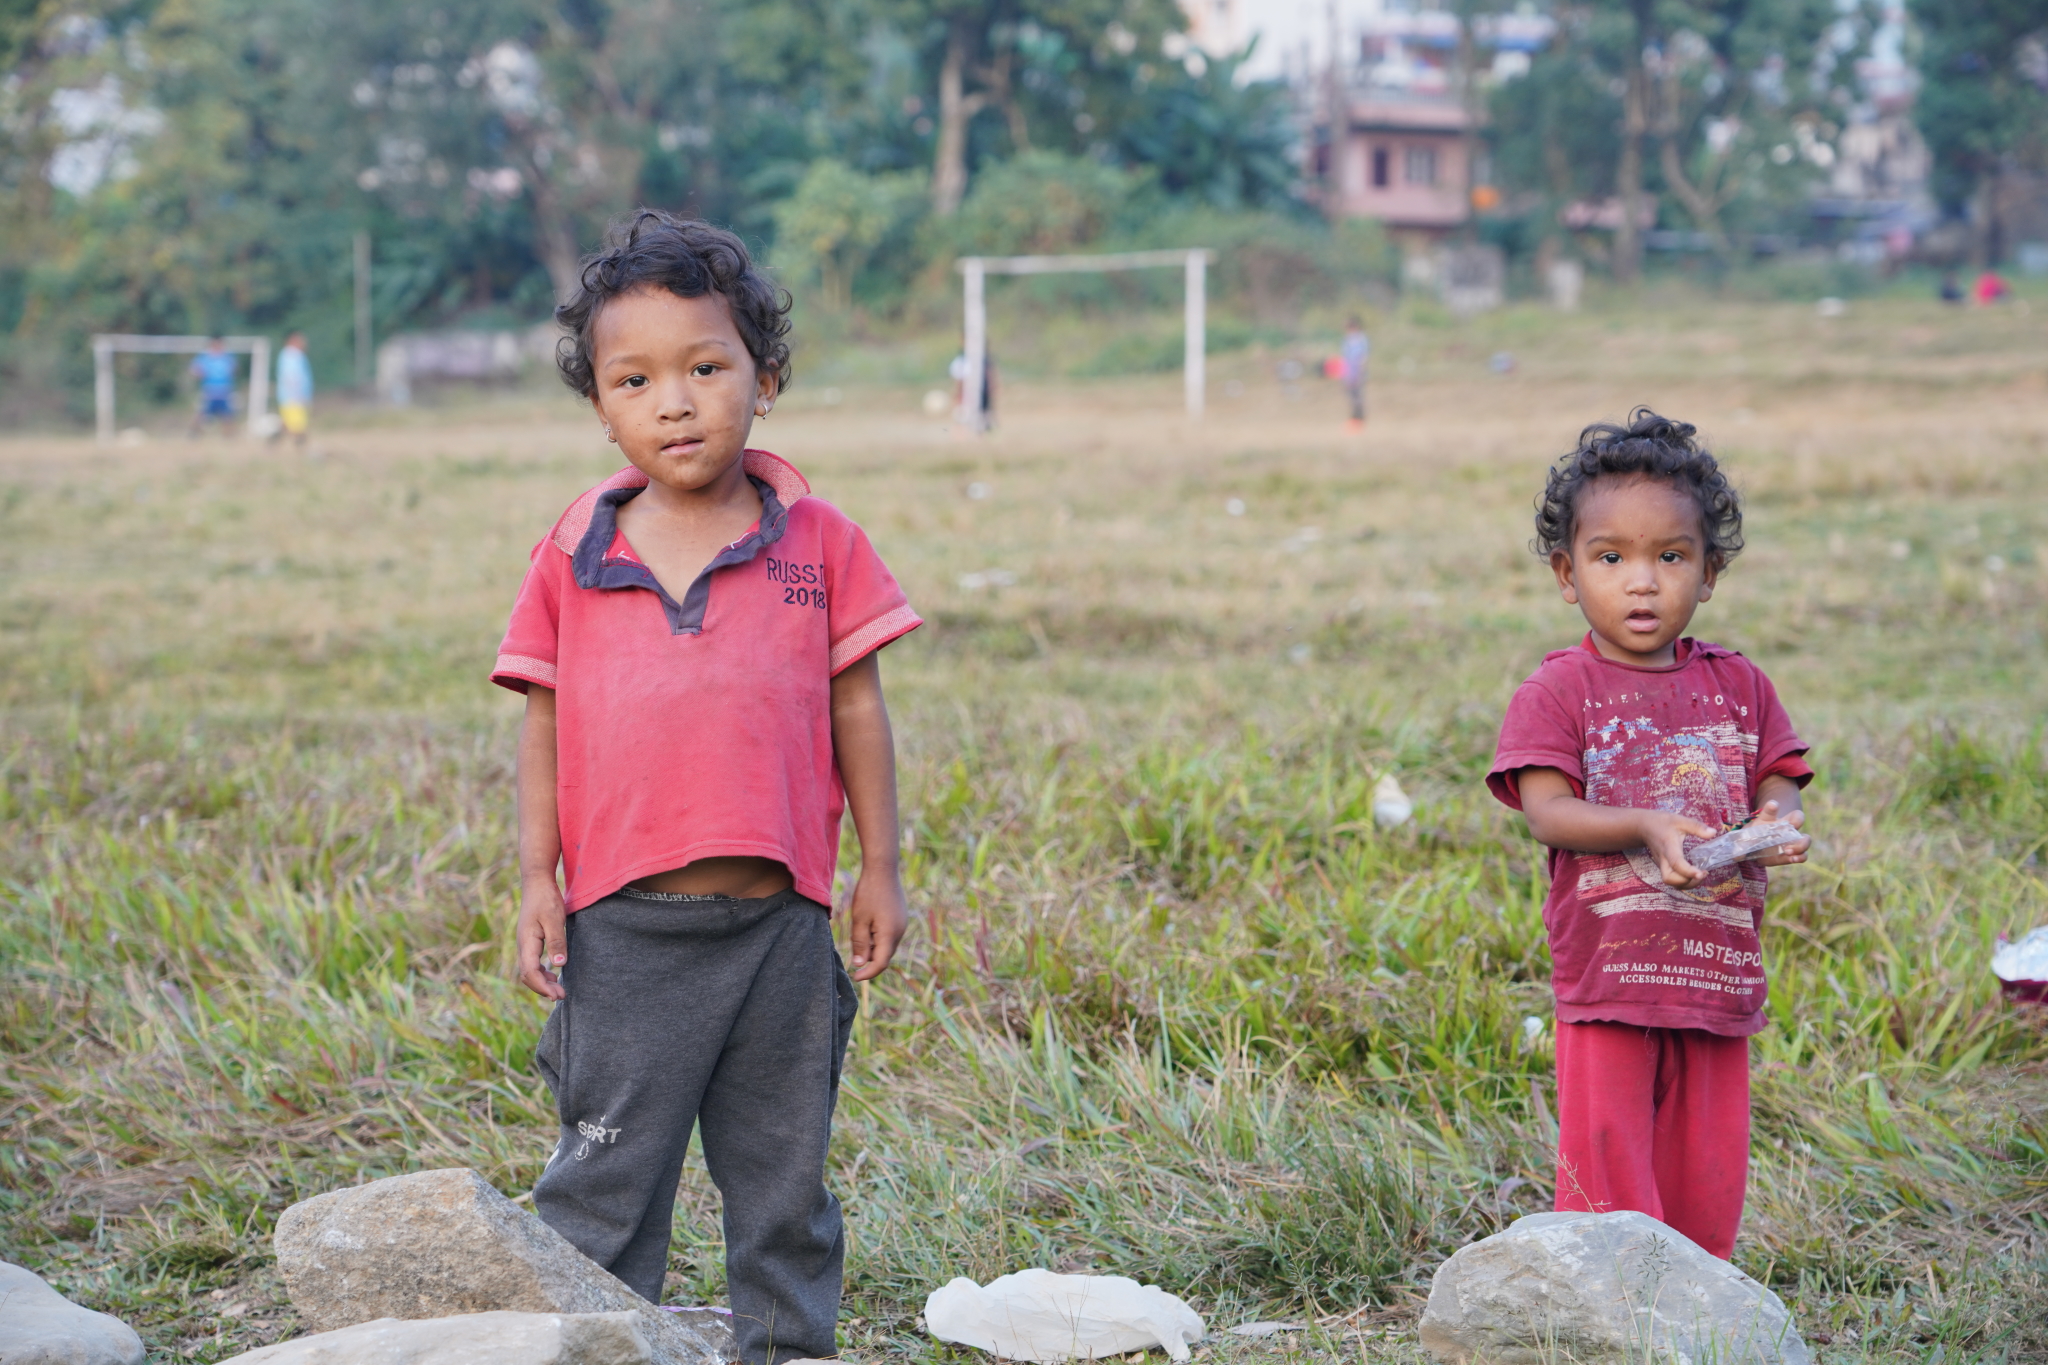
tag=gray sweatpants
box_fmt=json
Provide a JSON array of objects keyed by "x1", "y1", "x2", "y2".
[{"x1": 533, "y1": 889, "x2": 858, "y2": 1364}]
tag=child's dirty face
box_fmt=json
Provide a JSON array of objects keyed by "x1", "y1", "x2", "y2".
[
  {"x1": 1551, "y1": 476, "x2": 1716, "y2": 666},
  {"x1": 587, "y1": 285, "x2": 776, "y2": 490}
]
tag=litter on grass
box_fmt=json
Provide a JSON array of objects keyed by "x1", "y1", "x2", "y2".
[
  {"x1": 1372, "y1": 774, "x2": 1414, "y2": 829},
  {"x1": 924, "y1": 1269, "x2": 1206, "y2": 1363},
  {"x1": 1227, "y1": 1323, "x2": 1305, "y2": 1339},
  {"x1": 1682, "y1": 819, "x2": 1802, "y2": 874},
  {"x1": 1993, "y1": 925, "x2": 2048, "y2": 1004}
]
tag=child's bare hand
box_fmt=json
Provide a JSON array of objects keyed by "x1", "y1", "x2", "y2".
[
  {"x1": 517, "y1": 878, "x2": 569, "y2": 1000},
  {"x1": 1750, "y1": 801, "x2": 1811, "y2": 867},
  {"x1": 1637, "y1": 809, "x2": 1719, "y2": 889},
  {"x1": 844, "y1": 867, "x2": 907, "y2": 982}
]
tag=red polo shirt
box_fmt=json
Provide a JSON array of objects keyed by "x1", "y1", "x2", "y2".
[
  {"x1": 491, "y1": 449, "x2": 921, "y2": 911},
  {"x1": 1487, "y1": 636, "x2": 1811, "y2": 1036}
]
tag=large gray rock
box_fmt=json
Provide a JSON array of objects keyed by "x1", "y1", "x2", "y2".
[
  {"x1": 0, "y1": 1260, "x2": 146, "y2": 1365},
  {"x1": 273, "y1": 1170, "x2": 730, "y2": 1365},
  {"x1": 1419, "y1": 1211, "x2": 1808, "y2": 1365},
  {"x1": 218, "y1": 1311, "x2": 651, "y2": 1365}
]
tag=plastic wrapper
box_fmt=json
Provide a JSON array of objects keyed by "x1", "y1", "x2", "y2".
[
  {"x1": 1372, "y1": 774, "x2": 1413, "y2": 829},
  {"x1": 924, "y1": 1269, "x2": 1206, "y2": 1363},
  {"x1": 1993, "y1": 925, "x2": 2048, "y2": 1005},
  {"x1": 1227, "y1": 1323, "x2": 1304, "y2": 1339},
  {"x1": 1681, "y1": 819, "x2": 1803, "y2": 875}
]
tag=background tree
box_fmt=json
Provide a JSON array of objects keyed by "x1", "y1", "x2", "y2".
[
  {"x1": 0, "y1": 0, "x2": 1366, "y2": 422},
  {"x1": 881, "y1": 0, "x2": 1207, "y2": 216},
  {"x1": 1489, "y1": 0, "x2": 1852, "y2": 278},
  {"x1": 772, "y1": 159, "x2": 927, "y2": 309},
  {"x1": 1106, "y1": 45, "x2": 1299, "y2": 211},
  {"x1": 1490, "y1": 10, "x2": 1626, "y2": 212},
  {"x1": 1910, "y1": 0, "x2": 2048, "y2": 264},
  {"x1": 1647, "y1": 0, "x2": 1842, "y2": 259}
]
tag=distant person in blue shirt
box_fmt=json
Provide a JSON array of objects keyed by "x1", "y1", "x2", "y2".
[
  {"x1": 274, "y1": 332, "x2": 313, "y2": 449},
  {"x1": 1340, "y1": 316, "x2": 1369, "y2": 431},
  {"x1": 189, "y1": 337, "x2": 238, "y2": 437}
]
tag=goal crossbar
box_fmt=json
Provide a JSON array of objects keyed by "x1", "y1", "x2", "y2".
[
  {"x1": 953, "y1": 249, "x2": 1216, "y2": 431},
  {"x1": 91, "y1": 333, "x2": 272, "y2": 442}
]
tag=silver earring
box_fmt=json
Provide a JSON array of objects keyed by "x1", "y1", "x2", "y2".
[{"x1": 604, "y1": 426, "x2": 616, "y2": 443}]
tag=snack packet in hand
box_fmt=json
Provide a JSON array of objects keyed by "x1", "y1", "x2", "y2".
[{"x1": 1682, "y1": 819, "x2": 1803, "y2": 875}]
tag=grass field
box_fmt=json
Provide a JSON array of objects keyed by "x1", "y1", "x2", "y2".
[{"x1": 3, "y1": 287, "x2": 2046, "y2": 1364}]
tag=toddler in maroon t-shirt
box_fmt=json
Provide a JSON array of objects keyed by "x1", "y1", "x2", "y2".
[{"x1": 1486, "y1": 408, "x2": 1813, "y2": 1260}]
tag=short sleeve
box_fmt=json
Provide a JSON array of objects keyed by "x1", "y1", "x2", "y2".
[
  {"x1": 822, "y1": 514, "x2": 921, "y2": 675},
  {"x1": 1748, "y1": 666, "x2": 1811, "y2": 792},
  {"x1": 1486, "y1": 677, "x2": 1587, "y2": 809},
  {"x1": 491, "y1": 543, "x2": 563, "y2": 693}
]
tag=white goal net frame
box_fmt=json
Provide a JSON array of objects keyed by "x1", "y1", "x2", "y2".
[
  {"x1": 91, "y1": 333, "x2": 272, "y2": 442},
  {"x1": 954, "y1": 248, "x2": 1216, "y2": 433}
]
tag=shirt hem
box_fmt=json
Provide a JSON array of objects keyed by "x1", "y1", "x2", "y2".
[
  {"x1": 1486, "y1": 749, "x2": 1587, "y2": 807},
  {"x1": 1555, "y1": 1001, "x2": 1766, "y2": 1037},
  {"x1": 491, "y1": 652, "x2": 559, "y2": 693},
  {"x1": 1756, "y1": 749, "x2": 1815, "y2": 790},
  {"x1": 829, "y1": 605, "x2": 922, "y2": 675},
  {"x1": 565, "y1": 840, "x2": 828, "y2": 913}
]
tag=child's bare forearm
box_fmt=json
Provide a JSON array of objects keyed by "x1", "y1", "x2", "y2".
[
  {"x1": 829, "y1": 654, "x2": 900, "y2": 872},
  {"x1": 830, "y1": 654, "x2": 906, "y2": 979},
  {"x1": 1756, "y1": 773, "x2": 1803, "y2": 822},
  {"x1": 1516, "y1": 766, "x2": 1711, "y2": 853},
  {"x1": 518, "y1": 687, "x2": 563, "y2": 886},
  {"x1": 1523, "y1": 792, "x2": 1659, "y2": 852}
]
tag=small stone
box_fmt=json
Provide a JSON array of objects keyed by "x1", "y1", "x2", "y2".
[
  {"x1": 1418, "y1": 1210, "x2": 1809, "y2": 1365},
  {"x1": 272, "y1": 1170, "x2": 730, "y2": 1365},
  {"x1": 0, "y1": 1260, "x2": 146, "y2": 1365},
  {"x1": 216, "y1": 1311, "x2": 650, "y2": 1364}
]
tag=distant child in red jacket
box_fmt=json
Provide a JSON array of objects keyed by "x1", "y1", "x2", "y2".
[
  {"x1": 1487, "y1": 408, "x2": 1812, "y2": 1259},
  {"x1": 492, "y1": 211, "x2": 919, "y2": 1362}
]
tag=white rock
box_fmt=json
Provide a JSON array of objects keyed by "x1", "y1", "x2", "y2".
[
  {"x1": 272, "y1": 1170, "x2": 729, "y2": 1365},
  {"x1": 924, "y1": 1269, "x2": 1205, "y2": 1363},
  {"x1": 1418, "y1": 1210, "x2": 1808, "y2": 1365},
  {"x1": 217, "y1": 1311, "x2": 649, "y2": 1364},
  {"x1": 0, "y1": 1260, "x2": 145, "y2": 1365}
]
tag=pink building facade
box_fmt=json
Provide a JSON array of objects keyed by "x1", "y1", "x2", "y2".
[{"x1": 1325, "y1": 99, "x2": 1472, "y2": 232}]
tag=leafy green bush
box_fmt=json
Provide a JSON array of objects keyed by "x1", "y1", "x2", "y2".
[
  {"x1": 771, "y1": 160, "x2": 928, "y2": 313},
  {"x1": 934, "y1": 151, "x2": 1156, "y2": 259}
]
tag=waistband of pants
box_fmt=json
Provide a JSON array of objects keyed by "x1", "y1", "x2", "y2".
[{"x1": 587, "y1": 885, "x2": 826, "y2": 915}]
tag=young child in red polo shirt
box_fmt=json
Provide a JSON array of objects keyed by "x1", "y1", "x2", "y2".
[
  {"x1": 1486, "y1": 409, "x2": 1813, "y2": 1259},
  {"x1": 491, "y1": 211, "x2": 919, "y2": 1363}
]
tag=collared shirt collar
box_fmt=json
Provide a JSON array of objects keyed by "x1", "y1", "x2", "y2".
[
  {"x1": 548, "y1": 449, "x2": 810, "y2": 557},
  {"x1": 570, "y1": 473, "x2": 791, "y2": 635}
]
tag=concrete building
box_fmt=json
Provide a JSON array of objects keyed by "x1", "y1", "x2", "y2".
[
  {"x1": 1173, "y1": 0, "x2": 1548, "y2": 238},
  {"x1": 1306, "y1": 7, "x2": 1550, "y2": 238},
  {"x1": 1323, "y1": 98, "x2": 1472, "y2": 231}
]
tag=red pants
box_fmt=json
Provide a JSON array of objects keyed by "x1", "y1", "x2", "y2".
[{"x1": 1553, "y1": 1020, "x2": 1750, "y2": 1258}]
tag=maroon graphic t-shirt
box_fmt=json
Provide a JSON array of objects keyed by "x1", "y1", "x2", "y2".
[{"x1": 1487, "y1": 636, "x2": 1812, "y2": 1036}]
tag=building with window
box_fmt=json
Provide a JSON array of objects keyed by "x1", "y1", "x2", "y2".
[
  {"x1": 1292, "y1": 3, "x2": 1551, "y2": 239},
  {"x1": 1327, "y1": 98, "x2": 1471, "y2": 231}
]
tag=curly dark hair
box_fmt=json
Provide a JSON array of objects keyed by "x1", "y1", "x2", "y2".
[
  {"x1": 554, "y1": 210, "x2": 793, "y2": 398},
  {"x1": 1533, "y1": 407, "x2": 1744, "y2": 570}
]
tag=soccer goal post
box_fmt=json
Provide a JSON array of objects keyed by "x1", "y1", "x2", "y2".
[
  {"x1": 954, "y1": 248, "x2": 1216, "y2": 432},
  {"x1": 91, "y1": 334, "x2": 272, "y2": 443}
]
